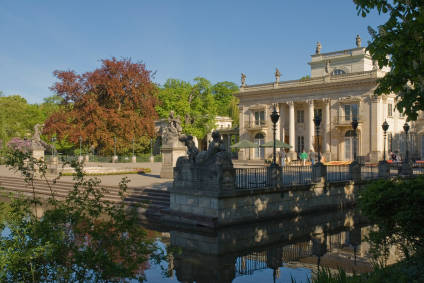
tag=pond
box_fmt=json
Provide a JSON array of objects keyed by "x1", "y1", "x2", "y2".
[{"x1": 138, "y1": 209, "x2": 392, "y2": 283}]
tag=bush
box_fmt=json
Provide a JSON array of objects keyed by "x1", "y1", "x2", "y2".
[
  {"x1": 0, "y1": 149, "x2": 158, "y2": 282},
  {"x1": 358, "y1": 177, "x2": 424, "y2": 260}
]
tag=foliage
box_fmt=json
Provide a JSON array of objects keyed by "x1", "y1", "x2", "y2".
[
  {"x1": 0, "y1": 95, "x2": 58, "y2": 150},
  {"x1": 300, "y1": 75, "x2": 311, "y2": 81},
  {"x1": 156, "y1": 78, "x2": 239, "y2": 139},
  {"x1": 354, "y1": 0, "x2": 424, "y2": 120},
  {"x1": 358, "y1": 177, "x2": 424, "y2": 260},
  {"x1": 0, "y1": 149, "x2": 157, "y2": 282},
  {"x1": 43, "y1": 58, "x2": 158, "y2": 155},
  {"x1": 6, "y1": 137, "x2": 32, "y2": 153},
  {"x1": 312, "y1": 257, "x2": 424, "y2": 282}
]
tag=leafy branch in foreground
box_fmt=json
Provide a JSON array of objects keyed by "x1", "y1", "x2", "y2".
[{"x1": 0, "y1": 149, "x2": 157, "y2": 282}]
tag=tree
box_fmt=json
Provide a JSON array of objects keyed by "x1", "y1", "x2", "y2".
[
  {"x1": 354, "y1": 0, "x2": 424, "y2": 120},
  {"x1": 156, "y1": 78, "x2": 239, "y2": 139},
  {"x1": 157, "y1": 77, "x2": 218, "y2": 139},
  {"x1": 43, "y1": 58, "x2": 158, "y2": 155}
]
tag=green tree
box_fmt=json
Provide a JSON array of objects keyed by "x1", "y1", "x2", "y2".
[
  {"x1": 157, "y1": 77, "x2": 218, "y2": 139},
  {"x1": 354, "y1": 0, "x2": 424, "y2": 120},
  {"x1": 211, "y1": 81, "x2": 239, "y2": 126}
]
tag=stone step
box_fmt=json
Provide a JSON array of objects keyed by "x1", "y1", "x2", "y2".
[{"x1": 0, "y1": 179, "x2": 170, "y2": 203}]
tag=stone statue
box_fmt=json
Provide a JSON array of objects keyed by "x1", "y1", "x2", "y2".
[
  {"x1": 325, "y1": 60, "x2": 331, "y2": 74},
  {"x1": 316, "y1": 42, "x2": 322, "y2": 54},
  {"x1": 241, "y1": 73, "x2": 246, "y2": 87},
  {"x1": 356, "y1": 34, "x2": 361, "y2": 48},
  {"x1": 373, "y1": 60, "x2": 379, "y2": 70},
  {"x1": 162, "y1": 111, "x2": 183, "y2": 145},
  {"x1": 275, "y1": 68, "x2": 281, "y2": 83},
  {"x1": 179, "y1": 135, "x2": 199, "y2": 162},
  {"x1": 31, "y1": 124, "x2": 48, "y2": 151}
]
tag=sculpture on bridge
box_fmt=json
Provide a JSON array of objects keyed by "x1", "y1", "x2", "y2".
[{"x1": 174, "y1": 131, "x2": 235, "y2": 191}]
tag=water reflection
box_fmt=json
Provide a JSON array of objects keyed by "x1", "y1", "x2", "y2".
[{"x1": 144, "y1": 209, "x2": 377, "y2": 282}]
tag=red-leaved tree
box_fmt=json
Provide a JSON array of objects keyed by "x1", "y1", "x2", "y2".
[{"x1": 44, "y1": 58, "x2": 158, "y2": 154}]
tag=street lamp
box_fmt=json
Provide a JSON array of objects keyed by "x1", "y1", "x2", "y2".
[
  {"x1": 51, "y1": 136, "x2": 56, "y2": 158},
  {"x1": 79, "y1": 136, "x2": 82, "y2": 158},
  {"x1": 113, "y1": 136, "x2": 117, "y2": 157},
  {"x1": 132, "y1": 137, "x2": 135, "y2": 157},
  {"x1": 313, "y1": 114, "x2": 322, "y2": 163},
  {"x1": 270, "y1": 104, "x2": 280, "y2": 166},
  {"x1": 351, "y1": 119, "x2": 358, "y2": 162},
  {"x1": 382, "y1": 120, "x2": 389, "y2": 161},
  {"x1": 403, "y1": 122, "x2": 410, "y2": 162}
]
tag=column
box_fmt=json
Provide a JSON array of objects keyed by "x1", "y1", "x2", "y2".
[
  {"x1": 288, "y1": 101, "x2": 295, "y2": 153},
  {"x1": 307, "y1": 100, "x2": 315, "y2": 152},
  {"x1": 278, "y1": 103, "x2": 285, "y2": 143},
  {"x1": 370, "y1": 95, "x2": 383, "y2": 162},
  {"x1": 323, "y1": 99, "x2": 331, "y2": 156}
]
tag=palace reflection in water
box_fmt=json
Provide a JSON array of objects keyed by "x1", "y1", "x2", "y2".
[{"x1": 143, "y1": 209, "x2": 401, "y2": 283}]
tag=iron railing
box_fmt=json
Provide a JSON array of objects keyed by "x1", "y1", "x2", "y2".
[
  {"x1": 412, "y1": 162, "x2": 424, "y2": 175},
  {"x1": 281, "y1": 165, "x2": 312, "y2": 185},
  {"x1": 235, "y1": 167, "x2": 270, "y2": 189},
  {"x1": 326, "y1": 165, "x2": 352, "y2": 182},
  {"x1": 361, "y1": 164, "x2": 379, "y2": 180}
]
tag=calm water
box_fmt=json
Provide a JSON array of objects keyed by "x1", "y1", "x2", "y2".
[{"x1": 140, "y1": 209, "x2": 378, "y2": 283}]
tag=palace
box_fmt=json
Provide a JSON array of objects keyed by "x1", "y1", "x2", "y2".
[{"x1": 234, "y1": 36, "x2": 422, "y2": 163}]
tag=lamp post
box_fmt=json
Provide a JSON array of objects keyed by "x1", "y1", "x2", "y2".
[
  {"x1": 79, "y1": 136, "x2": 82, "y2": 158},
  {"x1": 132, "y1": 137, "x2": 135, "y2": 157},
  {"x1": 270, "y1": 104, "x2": 280, "y2": 166},
  {"x1": 313, "y1": 114, "x2": 322, "y2": 163},
  {"x1": 382, "y1": 120, "x2": 389, "y2": 161},
  {"x1": 113, "y1": 136, "x2": 117, "y2": 157},
  {"x1": 403, "y1": 122, "x2": 410, "y2": 162},
  {"x1": 51, "y1": 136, "x2": 56, "y2": 158},
  {"x1": 351, "y1": 119, "x2": 358, "y2": 162}
]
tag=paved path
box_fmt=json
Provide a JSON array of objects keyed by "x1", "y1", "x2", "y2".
[{"x1": 0, "y1": 162, "x2": 172, "y2": 191}]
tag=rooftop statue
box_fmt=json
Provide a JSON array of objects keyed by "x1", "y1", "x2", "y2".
[
  {"x1": 241, "y1": 73, "x2": 246, "y2": 87},
  {"x1": 325, "y1": 60, "x2": 331, "y2": 75},
  {"x1": 275, "y1": 68, "x2": 281, "y2": 83},
  {"x1": 315, "y1": 42, "x2": 322, "y2": 54},
  {"x1": 356, "y1": 34, "x2": 361, "y2": 48}
]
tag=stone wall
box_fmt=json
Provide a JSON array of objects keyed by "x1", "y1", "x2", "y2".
[{"x1": 168, "y1": 179, "x2": 367, "y2": 227}]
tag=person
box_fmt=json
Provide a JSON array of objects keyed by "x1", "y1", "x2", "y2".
[
  {"x1": 310, "y1": 150, "x2": 315, "y2": 165},
  {"x1": 300, "y1": 149, "x2": 308, "y2": 166},
  {"x1": 280, "y1": 150, "x2": 285, "y2": 167}
]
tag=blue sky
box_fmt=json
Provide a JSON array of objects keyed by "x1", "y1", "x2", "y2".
[{"x1": 0, "y1": 0, "x2": 387, "y2": 104}]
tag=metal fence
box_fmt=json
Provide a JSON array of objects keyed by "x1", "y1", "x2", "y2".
[
  {"x1": 326, "y1": 165, "x2": 352, "y2": 182},
  {"x1": 281, "y1": 165, "x2": 312, "y2": 185},
  {"x1": 235, "y1": 168, "x2": 270, "y2": 189},
  {"x1": 44, "y1": 154, "x2": 162, "y2": 163},
  {"x1": 361, "y1": 164, "x2": 379, "y2": 180},
  {"x1": 413, "y1": 162, "x2": 424, "y2": 175}
]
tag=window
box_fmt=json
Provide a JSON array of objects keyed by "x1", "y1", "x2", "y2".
[
  {"x1": 344, "y1": 104, "x2": 358, "y2": 121},
  {"x1": 314, "y1": 109, "x2": 322, "y2": 119},
  {"x1": 297, "y1": 110, "x2": 304, "y2": 123},
  {"x1": 254, "y1": 111, "x2": 265, "y2": 126},
  {"x1": 254, "y1": 133, "x2": 265, "y2": 159},
  {"x1": 296, "y1": 136, "x2": 305, "y2": 153},
  {"x1": 332, "y1": 69, "x2": 346, "y2": 75},
  {"x1": 388, "y1": 104, "x2": 393, "y2": 117}
]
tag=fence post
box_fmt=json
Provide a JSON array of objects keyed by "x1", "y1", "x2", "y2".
[
  {"x1": 312, "y1": 162, "x2": 327, "y2": 183},
  {"x1": 349, "y1": 161, "x2": 361, "y2": 182},
  {"x1": 378, "y1": 160, "x2": 390, "y2": 178},
  {"x1": 267, "y1": 164, "x2": 281, "y2": 188}
]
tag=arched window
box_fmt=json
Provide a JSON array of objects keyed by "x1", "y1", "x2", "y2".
[
  {"x1": 254, "y1": 133, "x2": 265, "y2": 159},
  {"x1": 332, "y1": 69, "x2": 346, "y2": 76}
]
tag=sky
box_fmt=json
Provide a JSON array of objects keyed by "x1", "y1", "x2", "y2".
[{"x1": 0, "y1": 0, "x2": 388, "y2": 104}]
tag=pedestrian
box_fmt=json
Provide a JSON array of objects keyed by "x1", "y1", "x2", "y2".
[
  {"x1": 280, "y1": 150, "x2": 285, "y2": 167},
  {"x1": 300, "y1": 149, "x2": 308, "y2": 166}
]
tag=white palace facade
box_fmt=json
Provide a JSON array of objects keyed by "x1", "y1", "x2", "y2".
[{"x1": 235, "y1": 37, "x2": 423, "y2": 163}]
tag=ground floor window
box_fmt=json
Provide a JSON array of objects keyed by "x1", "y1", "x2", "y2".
[
  {"x1": 296, "y1": 136, "x2": 304, "y2": 153},
  {"x1": 254, "y1": 133, "x2": 264, "y2": 159},
  {"x1": 344, "y1": 130, "x2": 358, "y2": 160}
]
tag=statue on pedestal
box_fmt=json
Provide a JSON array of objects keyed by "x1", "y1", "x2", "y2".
[
  {"x1": 275, "y1": 68, "x2": 281, "y2": 83},
  {"x1": 241, "y1": 73, "x2": 246, "y2": 87},
  {"x1": 316, "y1": 42, "x2": 322, "y2": 54},
  {"x1": 356, "y1": 34, "x2": 361, "y2": 48}
]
